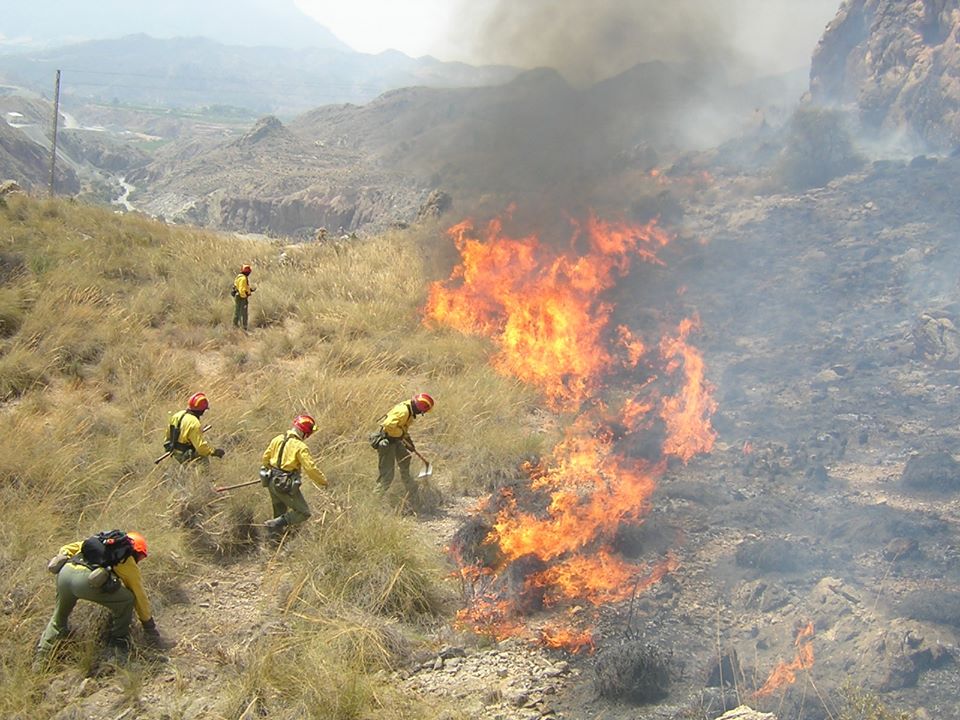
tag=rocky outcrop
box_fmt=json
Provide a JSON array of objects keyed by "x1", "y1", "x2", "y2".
[
  {"x1": 153, "y1": 184, "x2": 423, "y2": 239},
  {"x1": 715, "y1": 708, "x2": 776, "y2": 720},
  {"x1": 810, "y1": 0, "x2": 960, "y2": 150}
]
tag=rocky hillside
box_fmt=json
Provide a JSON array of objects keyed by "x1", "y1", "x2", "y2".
[
  {"x1": 129, "y1": 62, "x2": 805, "y2": 237},
  {"x1": 0, "y1": 117, "x2": 78, "y2": 194},
  {"x1": 810, "y1": 0, "x2": 960, "y2": 151}
]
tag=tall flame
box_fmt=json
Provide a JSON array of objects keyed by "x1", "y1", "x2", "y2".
[{"x1": 426, "y1": 209, "x2": 715, "y2": 651}]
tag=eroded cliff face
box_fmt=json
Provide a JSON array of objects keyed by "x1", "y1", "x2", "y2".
[{"x1": 811, "y1": 0, "x2": 960, "y2": 150}]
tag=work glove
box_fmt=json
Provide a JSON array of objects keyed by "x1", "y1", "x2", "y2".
[
  {"x1": 47, "y1": 554, "x2": 70, "y2": 574},
  {"x1": 212, "y1": 448, "x2": 226, "y2": 458},
  {"x1": 376, "y1": 438, "x2": 390, "y2": 449},
  {"x1": 259, "y1": 467, "x2": 271, "y2": 487},
  {"x1": 141, "y1": 617, "x2": 160, "y2": 636}
]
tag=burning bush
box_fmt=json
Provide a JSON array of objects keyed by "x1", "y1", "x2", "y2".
[
  {"x1": 593, "y1": 640, "x2": 677, "y2": 704},
  {"x1": 428, "y1": 209, "x2": 715, "y2": 650}
]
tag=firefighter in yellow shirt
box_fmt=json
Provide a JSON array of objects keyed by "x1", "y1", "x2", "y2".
[
  {"x1": 373, "y1": 392, "x2": 434, "y2": 500},
  {"x1": 164, "y1": 392, "x2": 225, "y2": 464},
  {"x1": 36, "y1": 530, "x2": 161, "y2": 661},
  {"x1": 261, "y1": 414, "x2": 328, "y2": 533},
  {"x1": 232, "y1": 263, "x2": 254, "y2": 331}
]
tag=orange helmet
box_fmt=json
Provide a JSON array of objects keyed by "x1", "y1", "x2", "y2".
[
  {"x1": 187, "y1": 392, "x2": 209, "y2": 412},
  {"x1": 412, "y1": 393, "x2": 434, "y2": 414},
  {"x1": 293, "y1": 414, "x2": 316, "y2": 437},
  {"x1": 240, "y1": 264, "x2": 252, "y2": 275},
  {"x1": 126, "y1": 531, "x2": 148, "y2": 558}
]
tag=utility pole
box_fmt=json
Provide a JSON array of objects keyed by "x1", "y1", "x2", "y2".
[{"x1": 48, "y1": 69, "x2": 61, "y2": 197}]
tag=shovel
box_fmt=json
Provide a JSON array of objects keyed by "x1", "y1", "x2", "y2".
[{"x1": 407, "y1": 446, "x2": 433, "y2": 479}]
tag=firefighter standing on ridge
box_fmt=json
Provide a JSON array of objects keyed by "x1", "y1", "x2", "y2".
[
  {"x1": 232, "y1": 263, "x2": 254, "y2": 331},
  {"x1": 373, "y1": 393, "x2": 433, "y2": 504},
  {"x1": 164, "y1": 392, "x2": 225, "y2": 464},
  {"x1": 36, "y1": 530, "x2": 162, "y2": 662},
  {"x1": 260, "y1": 414, "x2": 328, "y2": 534}
]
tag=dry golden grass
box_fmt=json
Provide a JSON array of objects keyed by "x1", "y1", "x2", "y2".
[{"x1": 0, "y1": 193, "x2": 541, "y2": 718}]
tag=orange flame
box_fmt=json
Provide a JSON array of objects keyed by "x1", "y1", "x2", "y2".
[
  {"x1": 426, "y1": 209, "x2": 715, "y2": 653},
  {"x1": 424, "y1": 212, "x2": 669, "y2": 409},
  {"x1": 659, "y1": 317, "x2": 717, "y2": 462},
  {"x1": 540, "y1": 623, "x2": 596, "y2": 655},
  {"x1": 754, "y1": 622, "x2": 815, "y2": 697}
]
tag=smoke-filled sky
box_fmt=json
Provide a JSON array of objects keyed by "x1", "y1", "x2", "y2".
[
  {"x1": 4, "y1": 0, "x2": 841, "y2": 84},
  {"x1": 297, "y1": 0, "x2": 842, "y2": 83}
]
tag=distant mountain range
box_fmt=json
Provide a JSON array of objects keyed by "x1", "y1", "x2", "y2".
[
  {"x1": 0, "y1": 34, "x2": 521, "y2": 116},
  {"x1": 0, "y1": 0, "x2": 350, "y2": 52}
]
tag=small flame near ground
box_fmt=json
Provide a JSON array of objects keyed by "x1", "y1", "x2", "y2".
[
  {"x1": 754, "y1": 622, "x2": 816, "y2": 698},
  {"x1": 425, "y1": 208, "x2": 716, "y2": 653}
]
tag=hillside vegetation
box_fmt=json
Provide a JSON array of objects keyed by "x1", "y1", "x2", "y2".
[{"x1": 0, "y1": 192, "x2": 543, "y2": 719}]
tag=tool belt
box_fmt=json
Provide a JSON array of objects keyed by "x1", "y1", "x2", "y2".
[{"x1": 269, "y1": 468, "x2": 301, "y2": 493}]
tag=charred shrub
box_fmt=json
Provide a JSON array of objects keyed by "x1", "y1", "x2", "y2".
[
  {"x1": 593, "y1": 641, "x2": 676, "y2": 704},
  {"x1": 894, "y1": 590, "x2": 960, "y2": 627},
  {"x1": 736, "y1": 538, "x2": 805, "y2": 573},
  {"x1": 900, "y1": 451, "x2": 960, "y2": 493},
  {"x1": 775, "y1": 107, "x2": 864, "y2": 190}
]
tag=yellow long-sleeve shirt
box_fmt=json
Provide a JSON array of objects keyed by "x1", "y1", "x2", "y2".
[
  {"x1": 234, "y1": 273, "x2": 252, "y2": 298},
  {"x1": 261, "y1": 431, "x2": 327, "y2": 489},
  {"x1": 166, "y1": 410, "x2": 213, "y2": 457},
  {"x1": 380, "y1": 401, "x2": 415, "y2": 439},
  {"x1": 60, "y1": 541, "x2": 153, "y2": 622}
]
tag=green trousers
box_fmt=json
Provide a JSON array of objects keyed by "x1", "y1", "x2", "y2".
[
  {"x1": 376, "y1": 441, "x2": 418, "y2": 497},
  {"x1": 233, "y1": 296, "x2": 249, "y2": 330},
  {"x1": 268, "y1": 478, "x2": 311, "y2": 525},
  {"x1": 37, "y1": 563, "x2": 134, "y2": 653}
]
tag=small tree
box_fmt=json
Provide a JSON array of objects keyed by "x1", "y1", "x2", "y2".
[{"x1": 776, "y1": 107, "x2": 864, "y2": 190}]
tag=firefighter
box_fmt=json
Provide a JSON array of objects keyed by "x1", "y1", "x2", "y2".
[
  {"x1": 164, "y1": 392, "x2": 225, "y2": 464},
  {"x1": 232, "y1": 263, "x2": 255, "y2": 331},
  {"x1": 260, "y1": 414, "x2": 328, "y2": 533},
  {"x1": 373, "y1": 393, "x2": 434, "y2": 502},
  {"x1": 36, "y1": 531, "x2": 161, "y2": 662}
]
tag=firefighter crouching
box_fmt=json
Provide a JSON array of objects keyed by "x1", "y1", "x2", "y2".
[
  {"x1": 261, "y1": 414, "x2": 328, "y2": 533},
  {"x1": 36, "y1": 530, "x2": 162, "y2": 661},
  {"x1": 164, "y1": 392, "x2": 225, "y2": 464}
]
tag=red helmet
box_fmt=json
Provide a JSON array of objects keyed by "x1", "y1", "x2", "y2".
[
  {"x1": 126, "y1": 531, "x2": 148, "y2": 558},
  {"x1": 412, "y1": 393, "x2": 434, "y2": 413},
  {"x1": 293, "y1": 414, "x2": 316, "y2": 437},
  {"x1": 187, "y1": 392, "x2": 209, "y2": 412},
  {"x1": 240, "y1": 264, "x2": 252, "y2": 275}
]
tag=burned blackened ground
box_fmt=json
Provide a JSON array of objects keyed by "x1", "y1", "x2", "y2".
[
  {"x1": 548, "y1": 157, "x2": 960, "y2": 718},
  {"x1": 417, "y1": 157, "x2": 960, "y2": 719}
]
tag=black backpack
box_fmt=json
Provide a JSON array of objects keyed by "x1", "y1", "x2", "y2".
[{"x1": 78, "y1": 530, "x2": 133, "y2": 569}]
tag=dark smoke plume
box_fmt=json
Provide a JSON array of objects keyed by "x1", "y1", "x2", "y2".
[{"x1": 458, "y1": 0, "x2": 839, "y2": 86}]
